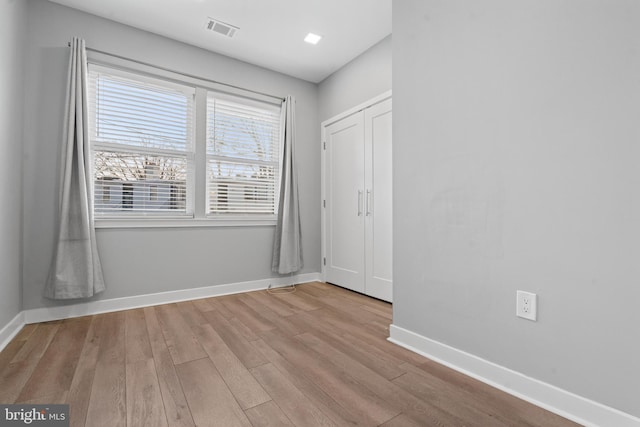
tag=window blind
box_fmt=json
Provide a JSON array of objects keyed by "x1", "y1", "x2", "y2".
[
  {"x1": 206, "y1": 93, "x2": 282, "y2": 215},
  {"x1": 88, "y1": 65, "x2": 195, "y2": 215}
]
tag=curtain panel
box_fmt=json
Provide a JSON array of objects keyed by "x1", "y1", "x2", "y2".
[
  {"x1": 272, "y1": 95, "x2": 303, "y2": 275},
  {"x1": 45, "y1": 37, "x2": 105, "y2": 299}
]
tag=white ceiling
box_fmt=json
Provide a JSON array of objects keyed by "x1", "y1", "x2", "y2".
[{"x1": 47, "y1": 0, "x2": 392, "y2": 83}]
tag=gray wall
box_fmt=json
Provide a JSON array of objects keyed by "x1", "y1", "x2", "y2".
[
  {"x1": 22, "y1": 0, "x2": 320, "y2": 310},
  {"x1": 318, "y1": 35, "x2": 391, "y2": 122},
  {"x1": 0, "y1": 0, "x2": 26, "y2": 329},
  {"x1": 393, "y1": 0, "x2": 640, "y2": 417}
]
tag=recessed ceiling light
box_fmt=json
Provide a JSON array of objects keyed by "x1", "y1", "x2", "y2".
[{"x1": 304, "y1": 33, "x2": 322, "y2": 45}]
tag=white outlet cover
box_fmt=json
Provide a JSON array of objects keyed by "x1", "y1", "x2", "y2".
[{"x1": 516, "y1": 290, "x2": 537, "y2": 321}]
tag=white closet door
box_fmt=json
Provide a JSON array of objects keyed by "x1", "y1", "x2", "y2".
[
  {"x1": 324, "y1": 113, "x2": 365, "y2": 293},
  {"x1": 365, "y1": 98, "x2": 393, "y2": 301}
]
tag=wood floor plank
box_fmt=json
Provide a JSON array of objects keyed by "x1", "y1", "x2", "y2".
[
  {"x1": 203, "y1": 297, "x2": 234, "y2": 318},
  {"x1": 0, "y1": 322, "x2": 61, "y2": 403},
  {"x1": 17, "y1": 390, "x2": 69, "y2": 404},
  {"x1": 367, "y1": 318, "x2": 391, "y2": 335},
  {"x1": 245, "y1": 290, "x2": 298, "y2": 317},
  {"x1": 202, "y1": 310, "x2": 267, "y2": 369},
  {"x1": 237, "y1": 293, "x2": 305, "y2": 337},
  {"x1": 378, "y1": 413, "x2": 423, "y2": 427},
  {"x1": 244, "y1": 401, "x2": 294, "y2": 427},
  {"x1": 126, "y1": 359, "x2": 168, "y2": 427},
  {"x1": 290, "y1": 311, "x2": 405, "y2": 380},
  {"x1": 193, "y1": 323, "x2": 270, "y2": 410},
  {"x1": 125, "y1": 309, "x2": 153, "y2": 363},
  {"x1": 144, "y1": 307, "x2": 195, "y2": 427},
  {"x1": 124, "y1": 308, "x2": 168, "y2": 426},
  {"x1": 359, "y1": 303, "x2": 393, "y2": 320},
  {"x1": 306, "y1": 282, "x2": 336, "y2": 292},
  {"x1": 0, "y1": 339, "x2": 28, "y2": 404},
  {"x1": 298, "y1": 283, "x2": 364, "y2": 321},
  {"x1": 17, "y1": 317, "x2": 92, "y2": 402},
  {"x1": 306, "y1": 293, "x2": 385, "y2": 325},
  {"x1": 361, "y1": 319, "x2": 392, "y2": 338},
  {"x1": 255, "y1": 291, "x2": 305, "y2": 315},
  {"x1": 259, "y1": 329, "x2": 400, "y2": 426},
  {"x1": 0, "y1": 359, "x2": 34, "y2": 404},
  {"x1": 176, "y1": 301, "x2": 209, "y2": 328},
  {"x1": 292, "y1": 282, "x2": 331, "y2": 298},
  {"x1": 176, "y1": 357, "x2": 251, "y2": 427},
  {"x1": 85, "y1": 312, "x2": 126, "y2": 427},
  {"x1": 301, "y1": 307, "x2": 412, "y2": 370},
  {"x1": 219, "y1": 296, "x2": 276, "y2": 333},
  {"x1": 406, "y1": 361, "x2": 582, "y2": 427},
  {"x1": 312, "y1": 306, "x2": 428, "y2": 365},
  {"x1": 309, "y1": 283, "x2": 393, "y2": 316},
  {"x1": 67, "y1": 315, "x2": 104, "y2": 427},
  {"x1": 227, "y1": 316, "x2": 261, "y2": 342},
  {"x1": 296, "y1": 332, "x2": 481, "y2": 426},
  {"x1": 10, "y1": 321, "x2": 60, "y2": 363},
  {"x1": 12, "y1": 323, "x2": 38, "y2": 342},
  {"x1": 155, "y1": 304, "x2": 207, "y2": 365},
  {"x1": 266, "y1": 290, "x2": 321, "y2": 312},
  {"x1": 312, "y1": 282, "x2": 390, "y2": 312},
  {"x1": 252, "y1": 339, "x2": 359, "y2": 427},
  {"x1": 250, "y1": 363, "x2": 335, "y2": 427},
  {"x1": 192, "y1": 297, "x2": 216, "y2": 313},
  {"x1": 392, "y1": 368, "x2": 513, "y2": 427},
  {"x1": 0, "y1": 337, "x2": 26, "y2": 372}
]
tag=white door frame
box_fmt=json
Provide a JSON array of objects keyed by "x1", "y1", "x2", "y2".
[{"x1": 321, "y1": 90, "x2": 392, "y2": 284}]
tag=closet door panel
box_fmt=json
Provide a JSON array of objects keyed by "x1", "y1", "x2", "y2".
[
  {"x1": 324, "y1": 113, "x2": 365, "y2": 293},
  {"x1": 365, "y1": 99, "x2": 393, "y2": 302}
]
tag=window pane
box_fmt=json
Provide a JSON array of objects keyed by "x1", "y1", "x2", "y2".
[
  {"x1": 207, "y1": 160, "x2": 276, "y2": 214},
  {"x1": 207, "y1": 101, "x2": 280, "y2": 161},
  {"x1": 90, "y1": 71, "x2": 194, "y2": 151},
  {"x1": 94, "y1": 152, "x2": 188, "y2": 214}
]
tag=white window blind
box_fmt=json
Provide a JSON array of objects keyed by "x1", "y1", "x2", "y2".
[
  {"x1": 206, "y1": 93, "x2": 282, "y2": 216},
  {"x1": 88, "y1": 65, "x2": 195, "y2": 216}
]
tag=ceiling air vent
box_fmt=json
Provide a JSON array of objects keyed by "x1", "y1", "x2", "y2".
[{"x1": 205, "y1": 18, "x2": 239, "y2": 38}]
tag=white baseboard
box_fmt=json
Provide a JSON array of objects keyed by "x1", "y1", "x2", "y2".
[
  {"x1": 23, "y1": 273, "x2": 321, "y2": 325},
  {"x1": 389, "y1": 324, "x2": 640, "y2": 427},
  {"x1": 0, "y1": 311, "x2": 26, "y2": 352}
]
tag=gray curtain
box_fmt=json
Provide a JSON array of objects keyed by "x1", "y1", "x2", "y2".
[
  {"x1": 45, "y1": 37, "x2": 105, "y2": 299},
  {"x1": 272, "y1": 95, "x2": 303, "y2": 274}
]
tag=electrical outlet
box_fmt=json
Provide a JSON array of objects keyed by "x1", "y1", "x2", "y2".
[{"x1": 516, "y1": 291, "x2": 537, "y2": 321}]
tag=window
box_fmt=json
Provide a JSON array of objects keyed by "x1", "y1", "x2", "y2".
[
  {"x1": 87, "y1": 63, "x2": 283, "y2": 225},
  {"x1": 206, "y1": 94, "x2": 281, "y2": 215},
  {"x1": 89, "y1": 65, "x2": 194, "y2": 216}
]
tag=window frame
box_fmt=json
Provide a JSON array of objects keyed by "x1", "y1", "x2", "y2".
[
  {"x1": 86, "y1": 56, "x2": 284, "y2": 229},
  {"x1": 89, "y1": 64, "x2": 196, "y2": 219}
]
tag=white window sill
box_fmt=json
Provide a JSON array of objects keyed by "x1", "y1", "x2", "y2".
[{"x1": 95, "y1": 217, "x2": 277, "y2": 229}]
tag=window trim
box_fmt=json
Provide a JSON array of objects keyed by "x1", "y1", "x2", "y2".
[{"x1": 87, "y1": 54, "x2": 284, "y2": 228}]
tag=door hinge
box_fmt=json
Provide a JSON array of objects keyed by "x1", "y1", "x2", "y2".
[
  {"x1": 323, "y1": 257, "x2": 326, "y2": 266},
  {"x1": 323, "y1": 141, "x2": 326, "y2": 150},
  {"x1": 323, "y1": 199, "x2": 326, "y2": 208}
]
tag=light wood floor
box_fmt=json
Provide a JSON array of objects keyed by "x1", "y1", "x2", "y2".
[{"x1": 0, "y1": 282, "x2": 580, "y2": 427}]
